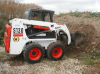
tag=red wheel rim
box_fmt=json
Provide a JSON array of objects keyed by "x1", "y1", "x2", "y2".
[
  {"x1": 52, "y1": 47, "x2": 62, "y2": 58},
  {"x1": 29, "y1": 48, "x2": 41, "y2": 60}
]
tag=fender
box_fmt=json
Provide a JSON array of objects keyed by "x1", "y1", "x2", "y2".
[{"x1": 51, "y1": 24, "x2": 71, "y2": 44}]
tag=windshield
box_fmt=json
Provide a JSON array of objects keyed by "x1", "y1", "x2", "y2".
[
  {"x1": 43, "y1": 12, "x2": 50, "y2": 22},
  {"x1": 23, "y1": 10, "x2": 52, "y2": 22},
  {"x1": 30, "y1": 11, "x2": 42, "y2": 21},
  {"x1": 23, "y1": 10, "x2": 29, "y2": 19}
]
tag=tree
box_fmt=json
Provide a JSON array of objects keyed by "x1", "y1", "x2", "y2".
[{"x1": 0, "y1": 0, "x2": 42, "y2": 20}]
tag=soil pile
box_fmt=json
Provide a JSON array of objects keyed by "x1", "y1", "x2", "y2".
[{"x1": 65, "y1": 23, "x2": 100, "y2": 56}]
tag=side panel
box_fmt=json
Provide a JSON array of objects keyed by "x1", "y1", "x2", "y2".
[
  {"x1": 9, "y1": 21, "x2": 26, "y2": 54},
  {"x1": 34, "y1": 39, "x2": 56, "y2": 49},
  {"x1": 9, "y1": 19, "x2": 71, "y2": 55},
  {"x1": 9, "y1": 21, "x2": 56, "y2": 55},
  {"x1": 10, "y1": 39, "x2": 56, "y2": 54}
]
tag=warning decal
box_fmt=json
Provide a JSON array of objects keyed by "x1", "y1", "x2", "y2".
[{"x1": 13, "y1": 37, "x2": 19, "y2": 42}]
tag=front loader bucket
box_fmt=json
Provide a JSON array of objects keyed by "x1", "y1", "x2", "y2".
[{"x1": 71, "y1": 32, "x2": 85, "y2": 45}]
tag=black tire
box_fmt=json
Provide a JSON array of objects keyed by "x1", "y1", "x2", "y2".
[
  {"x1": 23, "y1": 43, "x2": 44, "y2": 64},
  {"x1": 47, "y1": 41, "x2": 65, "y2": 61},
  {"x1": 61, "y1": 34, "x2": 68, "y2": 43}
]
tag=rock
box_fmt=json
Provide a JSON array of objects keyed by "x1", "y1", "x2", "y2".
[{"x1": 91, "y1": 42, "x2": 96, "y2": 45}]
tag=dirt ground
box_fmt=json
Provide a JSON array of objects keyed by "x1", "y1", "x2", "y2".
[
  {"x1": 1, "y1": 47, "x2": 99, "y2": 74},
  {"x1": 1, "y1": 14, "x2": 100, "y2": 74},
  {"x1": 0, "y1": 47, "x2": 82, "y2": 74},
  {"x1": 54, "y1": 14, "x2": 100, "y2": 53}
]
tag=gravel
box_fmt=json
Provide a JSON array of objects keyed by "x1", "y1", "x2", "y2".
[{"x1": 0, "y1": 47, "x2": 89, "y2": 74}]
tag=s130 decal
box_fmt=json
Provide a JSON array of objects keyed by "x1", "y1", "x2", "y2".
[{"x1": 13, "y1": 28, "x2": 23, "y2": 36}]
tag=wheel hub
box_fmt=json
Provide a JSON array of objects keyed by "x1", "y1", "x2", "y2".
[
  {"x1": 52, "y1": 47, "x2": 63, "y2": 58},
  {"x1": 54, "y1": 50, "x2": 58, "y2": 53},
  {"x1": 29, "y1": 48, "x2": 41, "y2": 60},
  {"x1": 32, "y1": 51, "x2": 36, "y2": 55}
]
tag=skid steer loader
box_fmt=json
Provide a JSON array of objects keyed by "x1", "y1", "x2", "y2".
[{"x1": 3, "y1": 9, "x2": 84, "y2": 63}]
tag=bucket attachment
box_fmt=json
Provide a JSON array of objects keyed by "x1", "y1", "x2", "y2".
[
  {"x1": 70, "y1": 31, "x2": 85, "y2": 45},
  {"x1": 60, "y1": 31, "x2": 85, "y2": 45}
]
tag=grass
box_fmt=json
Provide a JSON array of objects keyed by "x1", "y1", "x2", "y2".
[
  {"x1": 0, "y1": 52, "x2": 7, "y2": 56},
  {"x1": 0, "y1": 19, "x2": 7, "y2": 46},
  {"x1": 84, "y1": 12, "x2": 100, "y2": 18},
  {"x1": 60, "y1": 11, "x2": 100, "y2": 18},
  {"x1": 70, "y1": 10, "x2": 82, "y2": 17},
  {"x1": 73, "y1": 49, "x2": 100, "y2": 65},
  {"x1": 58, "y1": 13, "x2": 66, "y2": 17},
  {"x1": 83, "y1": 59, "x2": 95, "y2": 65},
  {"x1": 82, "y1": 71, "x2": 90, "y2": 74},
  {"x1": 84, "y1": 14, "x2": 91, "y2": 18},
  {"x1": 89, "y1": 12, "x2": 100, "y2": 17},
  {"x1": 1, "y1": 70, "x2": 7, "y2": 74},
  {"x1": 0, "y1": 52, "x2": 8, "y2": 61}
]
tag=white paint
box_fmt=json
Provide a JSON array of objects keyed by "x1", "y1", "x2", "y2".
[
  {"x1": 36, "y1": 33, "x2": 46, "y2": 36},
  {"x1": 9, "y1": 18, "x2": 71, "y2": 54}
]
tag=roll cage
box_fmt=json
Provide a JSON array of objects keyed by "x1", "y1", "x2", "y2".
[{"x1": 23, "y1": 9, "x2": 54, "y2": 22}]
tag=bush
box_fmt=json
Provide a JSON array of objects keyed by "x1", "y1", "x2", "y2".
[
  {"x1": 85, "y1": 12, "x2": 100, "y2": 18},
  {"x1": 0, "y1": 19, "x2": 8, "y2": 46},
  {"x1": 58, "y1": 13, "x2": 66, "y2": 17},
  {"x1": 84, "y1": 14, "x2": 91, "y2": 18},
  {"x1": 70, "y1": 10, "x2": 82, "y2": 17},
  {"x1": 89, "y1": 12, "x2": 100, "y2": 17},
  {"x1": 90, "y1": 49, "x2": 100, "y2": 59}
]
